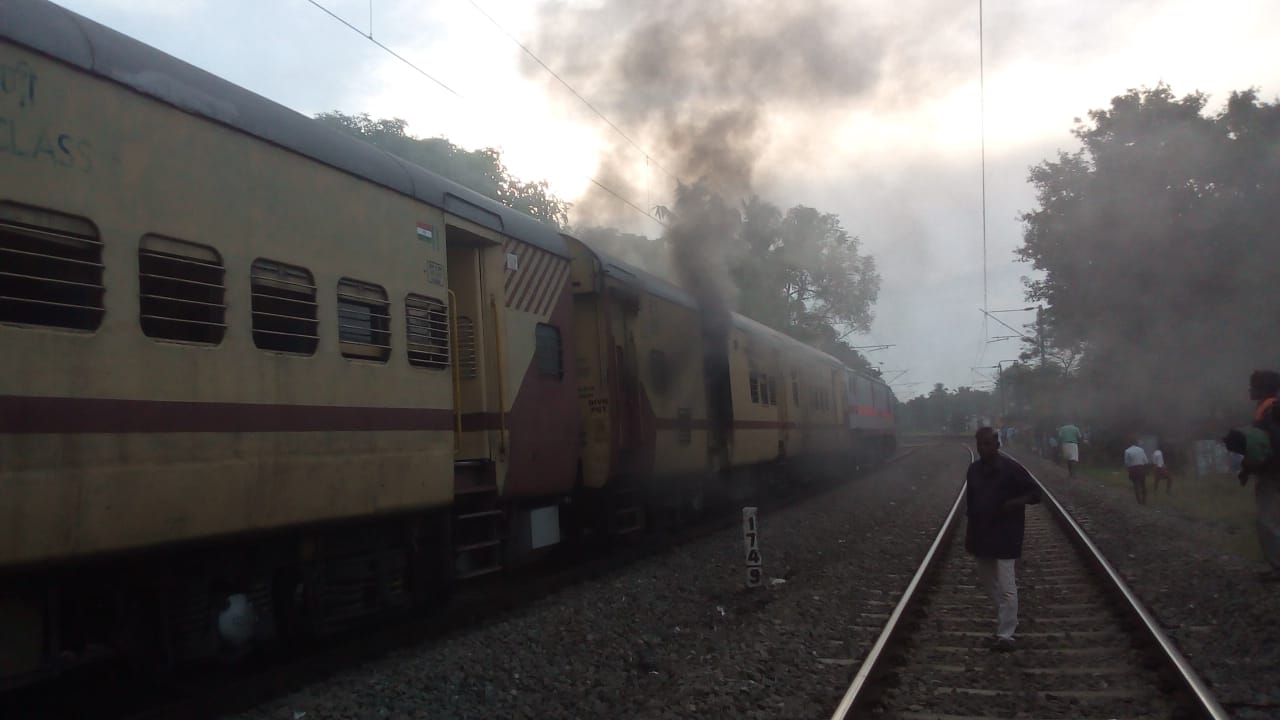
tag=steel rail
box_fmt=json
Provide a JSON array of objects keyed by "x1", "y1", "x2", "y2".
[
  {"x1": 831, "y1": 447, "x2": 1230, "y2": 720},
  {"x1": 1006, "y1": 451, "x2": 1231, "y2": 720},
  {"x1": 829, "y1": 444, "x2": 973, "y2": 720}
]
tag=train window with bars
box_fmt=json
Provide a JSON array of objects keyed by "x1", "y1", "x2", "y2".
[
  {"x1": 138, "y1": 235, "x2": 225, "y2": 344},
  {"x1": 650, "y1": 349, "x2": 669, "y2": 395},
  {"x1": 337, "y1": 278, "x2": 390, "y2": 362},
  {"x1": 250, "y1": 259, "x2": 318, "y2": 354},
  {"x1": 0, "y1": 203, "x2": 103, "y2": 331},
  {"x1": 406, "y1": 294, "x2": 449, "y2": 369},
  {"x1": 535, "y1": 323, "x2": 563, "y2": 378},
  {"x1": 759, "y1": 373, "x2": 771, "y2": 406},
  {"x1": 767, "y1": 375, "x2": 778, "y2": 407},
  {"x1": 749, "y1": 372, "x2": 760, "y2": 404}
]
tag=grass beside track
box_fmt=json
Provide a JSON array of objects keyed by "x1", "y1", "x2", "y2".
[{"x1": 1029, "y1": 448, "x2": 1260, "y2": 562}]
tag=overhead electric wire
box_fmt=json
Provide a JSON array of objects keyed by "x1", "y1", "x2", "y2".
[
  {"x1": 588, "y1": 178, "x2": 669, "y2": 228},
  {"x1": 979, "y1": 0, "x2": 988, "y2": 327},
  {"x1": 302, "y1": 0, "x2": 665, "y2": 230},
  {"x1": 973, "y1": 0, "x2": 989, "y2": 376},
  {"x1": 978, "y1": 308, "x2": 1028, "y2": 338},
  {"x1": 465, "y1": 0, "x2": 682, "y2": 186},
  {"x1": 304, "y1": 0, "x2": 459, "y2": 98}
]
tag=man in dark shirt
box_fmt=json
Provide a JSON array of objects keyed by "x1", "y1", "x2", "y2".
[{"x1": 965, "y1": 427, "x2": 1042, "y2": 650}]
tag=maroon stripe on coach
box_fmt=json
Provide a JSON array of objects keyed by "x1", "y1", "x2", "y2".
[{"x1": 0, "y1": 395, "x2": 456, "y2": 434}]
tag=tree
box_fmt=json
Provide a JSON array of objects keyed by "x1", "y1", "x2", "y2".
[
  {"x1": 314, "y1": 111, "x2": 570, "y2": 228},
  {"x1": 650, "y1": 192, "x2": 882, "y2": 372},
  {"x1": 898, "y1": 383, "x2": 997, "y2": 433},
  {"x1": 730, "y1": 197, "x2": 881, "y2": 366},
  {"x1": 1016, "y1": 85, "x2": 1280, "y2": 438}
]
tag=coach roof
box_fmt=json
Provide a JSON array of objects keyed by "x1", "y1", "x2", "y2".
[
  {"x1": 569, "y1": 234, "x2": 848, "y2": 370},
  {"x1": 1, "y1": 0, "x2": 568, "y2": 259},
  {"x1": 568, "y1": 236, "x2": 698, "y2": 311}
]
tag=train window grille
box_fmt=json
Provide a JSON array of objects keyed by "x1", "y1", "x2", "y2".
[
  {"x1": 337, "y1": 278, "x2": 390, "y2": 362},
  {"x1": 138, "y1": 235, "x2": 225, "y2": 345},
  {"x1": 250, "y1": 259, "x2": 318, "y2": 354},
  {"x1": 650, "y1": 349, "x2": 669, "y2": 395},
  {"x1": 406, "y1": 294, "x2": 449, "y2": 369},
  {"x1": 767, "y1": 376, "x2": 778, "y2": 407},
  {"x1": 0, "y1": 203, "x2": 103, "y2": 331},
  {"x1": 534, "y1": 323, "x2": 563, "y2": 378},
  {"x1": 749, "y1": 372, "x2": 760, "y2": 404},
  {"x1": 455, "y1": 315, "x2": 478, "y2": 378}
]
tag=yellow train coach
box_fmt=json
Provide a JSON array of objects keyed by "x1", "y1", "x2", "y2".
[
  {"x1": 565, "y1": 236, "x2": 886, "y2": 530},
  {"x1": 0, "y1": 0, "x2": 580, "y2": 684},
  {"x1": 0, "y1": 0, "x2": 897, "y2": 688}
]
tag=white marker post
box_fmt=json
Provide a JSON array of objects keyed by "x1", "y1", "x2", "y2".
[{"x1": 743, "y1": 507, "x2": 762, "y2": 588}]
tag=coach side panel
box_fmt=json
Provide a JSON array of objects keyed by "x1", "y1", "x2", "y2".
[{"x1": 0, "y1": 41, "x2": 455, "y2": 566}]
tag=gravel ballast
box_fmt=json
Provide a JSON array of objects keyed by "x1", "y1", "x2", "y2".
[
  {"x1": 230, "y1": 444, "x2": 970, "y2": 720},
  {"x1": 1008, "y1": 449, "x2": 1280, "y2": 720}
]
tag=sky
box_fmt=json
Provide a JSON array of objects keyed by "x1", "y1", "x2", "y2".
[{"x1": 49, "y1": 0, "x2": 1280, "y2": 398}]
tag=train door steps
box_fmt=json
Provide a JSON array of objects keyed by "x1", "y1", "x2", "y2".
[{"x1": 452, "y1": 486, "x2": 504, "y2": 581}]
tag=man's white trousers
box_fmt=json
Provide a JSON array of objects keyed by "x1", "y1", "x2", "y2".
[{"x1": 975, "y1": 557, "x2": 1018, "y2": 640}]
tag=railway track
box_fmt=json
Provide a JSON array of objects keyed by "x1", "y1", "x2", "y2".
[{"x1": 831, "y1": 447, "x2": 1229, "y2": 720}]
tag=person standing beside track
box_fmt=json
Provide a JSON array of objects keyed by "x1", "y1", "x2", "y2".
[
  {"x1": 1123, "y1": 439, "x2": 1150, "y2": 505},
  {"x1": 1057, "y1": 422, "x2": 1082, "y2": 478},
  {"x1": 964, "y1": 427, "x2": 1042, "y2": 652},
  {"x1": 1151, "y1": 446, "x2": 1171, "y2": 494},
  {"x1": 1240, "y1": 370, "x2": 1280, "y2": 582}
]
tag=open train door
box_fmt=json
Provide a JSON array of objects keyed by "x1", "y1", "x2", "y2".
[{"x1": 441, "y1": 220, "x2": 507, "y2": 580}]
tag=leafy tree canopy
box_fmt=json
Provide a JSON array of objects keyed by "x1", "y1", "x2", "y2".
[
  {"x1": 1017, "y1": 84, "x2": 1280, "y2": 438},
  {"x1": 315, "y1": 111, "x2": 570, "y2": 228},
  {"x1": 598, "y1": 192, "x2": 882, "y2": 374},
  {"x1": 898, "y1": 383, "x2": 997, "y2": 433}
]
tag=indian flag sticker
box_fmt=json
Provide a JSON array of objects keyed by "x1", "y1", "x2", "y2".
[{"x1": 416, "y1": 223, "x2": 435, "y2": 243}]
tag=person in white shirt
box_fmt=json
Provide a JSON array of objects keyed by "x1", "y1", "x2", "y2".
[
  {"x1": 1124, "y1": 440, "x2": 1150, "y2": 505},
  {"x1": 1152, "y1": 447, "x2": 1171, "y2": 494}
]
